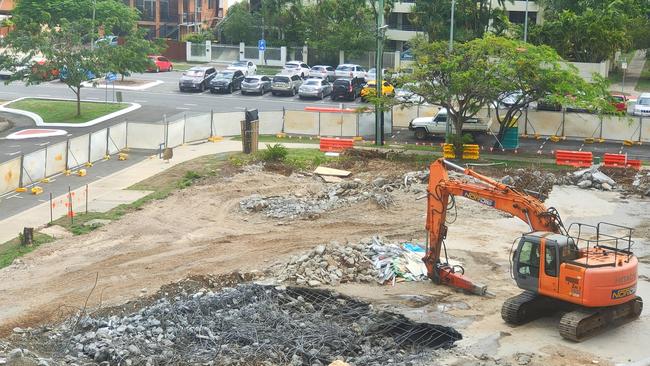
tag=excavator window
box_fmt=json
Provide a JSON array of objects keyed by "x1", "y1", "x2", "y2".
[
  {"x1": 517, "y1": 241, "x2": 540, "y2": 278},
  {"x1": 545, "y1": 243, "x2": 558, "y2": 277}
]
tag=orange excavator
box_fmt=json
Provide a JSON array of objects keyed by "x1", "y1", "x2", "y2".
[{"x1": 424, "y1": 158, "x2": 642, "y2": 341}]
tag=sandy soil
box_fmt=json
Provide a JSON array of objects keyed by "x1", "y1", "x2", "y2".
[{"x1": 1, "y1": 164, "x2": 649, "y2": 365}]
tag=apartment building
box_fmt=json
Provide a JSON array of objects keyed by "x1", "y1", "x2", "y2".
[{"x1": 124, "y1": 0, "x2": 225, "y2": 39}]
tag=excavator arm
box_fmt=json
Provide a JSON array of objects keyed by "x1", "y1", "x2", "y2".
[{"x1": 424, "y1": 159, "x2": 562, "y2": 295}]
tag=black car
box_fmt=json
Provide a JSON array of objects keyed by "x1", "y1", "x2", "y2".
[
  {"x1": 331, "y1": 77, "x2": 365, "y2": 101},
  {"x1": 179, "y1": 66, "x2": 216, "y2": 92},
  {"x1": 209, "y1": 70, "x2": 245, "y2": 94}
]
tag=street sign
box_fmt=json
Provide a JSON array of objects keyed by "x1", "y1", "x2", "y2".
[
  {"x1": 105, "y1": 72, "x2": 117, "y2": 82},
  {"x1": 622, "y1": 62, "x2": 628, "y2": 70},
  {"x1": 258, "y1": 39, "x2": 266, "y2": 51}
]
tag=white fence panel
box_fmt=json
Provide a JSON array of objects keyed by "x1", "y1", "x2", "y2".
[
  {"x1": 601, "y1": 116, "x2": 639, "y2": 141},
  {"x1": 167, "y1": 120, "x2": 185, "y2": 148},
  {"x1": 67, "y1": 134, "x2": 90, "y2": 169},
  {"x1": 212, "y1": 112, "x2": 244, "y2": 136},
  {"x1": 563, "y1": 113, "x2": 602, "y2": 138},
  {"x1": 45, "y1": 142, "x2": 67, "y2": 177},
  {"x1": 90, "y1": 129, "x2": 108, "y2": 162},
  {"x1": 23, "y1": 149, "x2": 47, "y2": 184},
  {"x1": 283, "y1": 111, "x2": 319, "y2": 135},
  {"x1": 185, "y1": 114, "x2": 212, "y2": 142},
  {"x1": 108, "y1": 122, "x2": 127, "y2": 154},
  {"x1": 0, "y1": 158, "x2": 21, "y2": 194},
  {"x1": 259, "y1": 111, "x2": 284, "y2": 134},
  {"x1": 127, "y1": 123, "x2": 165, "y2": 149}
]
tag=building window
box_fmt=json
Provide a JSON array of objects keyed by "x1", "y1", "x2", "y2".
[
  {"x1": 208, "y1": 0, "x2": 217, "y2": 9},
  {"x1": 508, "y1": 11, "x2": 537, "y2": 25}
]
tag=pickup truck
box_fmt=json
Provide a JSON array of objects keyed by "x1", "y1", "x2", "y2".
[{"x1": 408, "y1": 109, "x2": 490, "y2": 140}]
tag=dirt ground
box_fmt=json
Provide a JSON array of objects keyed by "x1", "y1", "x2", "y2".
[{"x1": 0, "y1": 158, "x2": 649, "y2": 365}]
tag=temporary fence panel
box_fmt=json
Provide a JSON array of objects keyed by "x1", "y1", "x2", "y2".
[
  {"x1": 0, "y1": 157, "x2": 21, "y2": 194},
  {"x1": 357, "y1": 112, "x2": 393, "y2": 137},
  {"x1": 392, "y1": 106, "x2": 419, "y2": 127},
  {"x1": 45, "y1": 141, "x2": 67, "y2": 177},
  {"x1": 259, "y1": 111, "x2": 284, "y2": 134},
  {"x1": 166, "y1": 119, "x2": 185, "y2": 148},
  {"x1": 522, "y1": 111, "x2": 562, "y2": 136},
  {"x1": 319, "y1": 113, "x2": 345, "y2": 136},
  {"x1": 283, "y1": 111, "x2": 319, "y2": 135},
  {"x1": 641, "y1": 118, "x2": 650, "y2": 143},
  {"x1": 90, "y1": 129, "x2": 108, "y2": 162},
  {"x1": 126, "y1": 122, "x2": 165, "y2": 149},
  {"x1": 108, "y1": 122, "x2": 127, "y2": 154},
  {"x1": 600, "y1": 116, "x2": 639, "y2": 141},
  {"x1": 67, "y1": 134, "x2": 90, "y2": 169},
  {"x1": 185, "y1": 114, "x2": 212, "y2": 142},
  {"x1": 213, "y1": 112, "x2": 244, "y2": 136},
  {"x1": 561, "y1": 113, "x2": 600, "y2": 138},
  {"x1": 22, "y1": 149, "x2": 47, "y2": 185}
]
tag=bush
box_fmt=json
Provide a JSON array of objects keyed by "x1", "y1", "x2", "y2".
[
  {"x1": 261, "y1": 144, "x2": 288, "y2": 162},
  {"x1": 178, "y1": 170, "x2": 202, "y2": 189}
]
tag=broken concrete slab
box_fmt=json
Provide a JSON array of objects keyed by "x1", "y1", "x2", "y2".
[
  {"x1": 320, "y1": 175, "x2": 344, "y2": 184},
  {"x1": 39, "y1": 225, "x2": 72, "y2": 239},
  {"x1": 313, "y1": 166, "x2": 351, "y2": 177}
]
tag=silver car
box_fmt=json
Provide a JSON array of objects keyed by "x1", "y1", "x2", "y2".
[
  {"x1": 271, "y1": 74, "x2": 303, "y2": 96},
  {"x1": 309, "y1": 65, "x2": 335, "y2": 81},
  {"x1": 241, "y1": 75, "x2": 272, "y2": 95},
  {"x1": 298, "y1": 78, "x2": 332, "y2": 99}
]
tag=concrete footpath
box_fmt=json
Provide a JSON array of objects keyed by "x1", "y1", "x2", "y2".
[{"x1": 0, "y1": 139, "x2": 317, "y2": 244}]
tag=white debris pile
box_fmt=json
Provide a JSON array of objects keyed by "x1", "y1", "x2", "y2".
[
  {"x1": 278, "y1": 237, "x2": 430, "y2": 287},
  {"x1": 566, "y1": 166, "x2": 617, "y2": 191},
  {"x1": 632, "y1": 170, "x2": 650, "y2": 197},
  {"x1": 240, "y1": 170, "x2": 430, "y2": 219}
]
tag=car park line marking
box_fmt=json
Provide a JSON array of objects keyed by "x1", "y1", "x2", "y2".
[
  {"x1": 5, "y1": 194, "x2": 20, "y2": 200},
  {"x1": 37, "y1": 141, "x2": 50, "y2": 146},
  {"x1": 183, "y1": 103, "x2": 198, "y2": 106},
  {"x1": 134, "y1": 100, "x2": 148, "y2": 103},
  {"x1": 175, "y1": 107, "x2": 190, "y2": 110},
  {"x1": 6, "y1": 151, "x2": 21, "y2": 156}
]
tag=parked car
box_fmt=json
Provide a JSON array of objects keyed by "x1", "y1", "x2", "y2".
[
  {"x1": 59, "y1": 65, "x2": 94, "y2": 82},
  {"x1": 209, "y1": 70, "x2": 245, "y2": 94},
  {"x1": 179, "y1": 66, "x2": 216, "y2": 92},
  {"x1": 608, "y1": 92, "x2": 628, "y2": 113},
  {"x1": 498, "y1": 90, "x2": 524, "y2": 109},
  {"x1": 241, "y1": 75, "x2": 272, "y2": 95},
  {"x1": 298, "y1": 78, "x2": 332, "y2": 99},
  {"x1": 309, "y1": 65, "x2": 335, "y2": 81},
  {"x1": 330, "y1": 77, "x2": 365, "y2": 101},
  {"x1": 366, "y1": 68, "x2": 388, "y2": 82},
  {"x1": 283, "y1": 61, "x2": 310, "y2": 78},
  {"x1": 395, "y1": 83, "x2": 424, "y2": 103},
  {"x1": 95, "y1": 35, "x2": 118, "y2": 47},
  {"x1": 31, "y1": 57, "x2": 60, "y2": 81},
  {"x1": 334, "y1": 64, "x2": 367, "y2": 80},
  {"x1": 360, "y1": 80, "x2": 395, "y2": 101},
  {"x1": 400, "y1": 49, "x2": 414, "y2": 61},
  {"x1": 227, "y1": 60, "x2": 256, "y2": 76},
  {"x1": 147, "y1": 55, "x2": 173, "y2": 72},
  {"x1": 271, "y1": 74, "x2": 303, "y2": 96},
  {"x1": 536, "y1": 95, "x2": 562, "y2": 111},
  {"x1": 633, "y1": 93, "x2": 650, "y2": 117},
  {"x1": 409, "y1": 109, "x2": 488, "y2": 140}
]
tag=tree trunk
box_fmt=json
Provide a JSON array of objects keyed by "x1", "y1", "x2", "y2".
[{"x1": 76, "y1": 86, "x2": 81, "y2": 117}]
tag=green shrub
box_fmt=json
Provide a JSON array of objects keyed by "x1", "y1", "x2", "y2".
[
  {"x1": 261, "y1": 144, "x2": 288, "y2": 162},
  {"x1": 178, "y1": 170, "x2": 202, "y2": 189}
]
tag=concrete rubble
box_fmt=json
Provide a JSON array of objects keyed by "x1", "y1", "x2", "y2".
[
  {"x1": 567, "y1": 166, "x2": 618, "y2": 191},
  {"x1": 278, "y1": 237, "x2": 429, "y2": 287},
  {"x1": 499, "y1": 168, "x2": 557, "y2": 198},
  {"x1": 240, "y1": 171, "x2": 429, "y2": 219},
  {"x1": 632, "y1": 170, "x2": 650, "y2": 197},
  {"x1": 9, "y1": 284, "x2": 461, "y2": 366}
]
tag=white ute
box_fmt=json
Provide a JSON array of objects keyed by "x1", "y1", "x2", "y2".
[{"x1": 408, "y1": 109, "x2": 490, "y2": 140}]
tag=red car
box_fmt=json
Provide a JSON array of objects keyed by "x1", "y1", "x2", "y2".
[
  {"x1": 609, "y1": 93, "x2": 628, "y2": 113},
  {"x1": 147, "y1": 56, "x2": 173, "y2": 72}
]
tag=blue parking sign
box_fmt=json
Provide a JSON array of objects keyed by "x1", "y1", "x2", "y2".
[
  {"x1": 258, "y1": 39, "x2": 266, "y2": 51},
  {"x1": 105, "y1": 72, "x2": 117, "y2": 82}
]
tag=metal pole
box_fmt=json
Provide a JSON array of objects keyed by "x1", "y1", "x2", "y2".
[
  {"x1": 375, "y1": 0, "x2": 385, "y2": 146},
  {"x1": 449, "y1": 0, "x2": 456, "y2": 51},
  {"x1": 90, "y1": 0, "x2": 97, "y2": 51},
  {"x1": 49, "y1": 192, "x2": 53, "y2": 225},
  {"x1": 85, "y1": 184, "x2": 89, "y2": 215},
  {"x1": 68, "y1": 186, "x2": 73, "y2": 225},
  {"x1": 523, "y1": 0, "x2": 529, "y2": 43}
]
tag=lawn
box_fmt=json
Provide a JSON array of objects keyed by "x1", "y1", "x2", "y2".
[
  {"x1": 257, "y1": 65, "x2": 282, "y2": 76},
  {"x1": 7, "y1": 98, "x2": 128, "y2": 123},
  {"x1": 0, "y1": 233, "x2": 54, "y2": 269},
  {"x1": 636, "y1": 57, "x2": 650, "y2": 92}
]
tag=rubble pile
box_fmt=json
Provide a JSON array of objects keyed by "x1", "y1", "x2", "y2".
[
  {"x1": 564, "y1": 166, "x2": 618, "y2": 191},
  {"x1": 499, "y1": 168, "x2": 557, "y2": 199},
  {"x1": 632, "y1": 170, "x2": 650, "y2": 197},
  {"x1": 279, "y1": 237, "x2": 429, "y2": 287},
  {"x1": 26, "y1": 285, "x2": 460, "y2": 366},
  {"x1": 240, "y1": 171, "x2": 429, "y2": 219}
]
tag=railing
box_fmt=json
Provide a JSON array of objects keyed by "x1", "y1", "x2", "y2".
[{"x1": 566, "y1": 222, "x2": 634, "y2": 267}]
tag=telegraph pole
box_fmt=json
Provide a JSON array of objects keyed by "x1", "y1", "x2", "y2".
[{"x1": 375, "y1": 0, "x2": 385, "y2": 146}]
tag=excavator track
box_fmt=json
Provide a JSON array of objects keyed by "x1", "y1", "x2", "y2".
[
  {"x1": 501, "y1": 291, "x2": 558, "y2": 325},
  {"x1": 559, "y1": 296, "x2": 643, "y2": 342}
]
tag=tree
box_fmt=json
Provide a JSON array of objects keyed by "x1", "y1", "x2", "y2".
[
  {"x1": 1, "y1": 0, "x2": 154, "y2": 117},
  {"x1": 220, "y1": 2, "x2": 259, "y2": 44}
]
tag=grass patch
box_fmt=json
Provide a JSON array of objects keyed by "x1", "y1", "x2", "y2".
[
  {"x1": 7, "y1": 98, "x2": 127, "y2": 123},
  {"x1": 636, "y1": 58, "x2": 650, "y2": 92},
  {"x1": 257, "y1": 65, "x2": 282, "y2": 76},
  {"x1": 0, "y1": 233, "x2": 54, "y2": 269}
]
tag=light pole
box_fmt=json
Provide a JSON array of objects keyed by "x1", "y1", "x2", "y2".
[
  {"x1": 446, "y1": 0, "x2": 456, "y2": 140},
  {"x1": 374, "y1": 0, "x2": 385, "y2": 146},
  {"x1": 523, "y1": 0, "x2": 529, "y2": 43},
  {"x1": 90, "y1": 0, "x2": 97, "y2": 50}
]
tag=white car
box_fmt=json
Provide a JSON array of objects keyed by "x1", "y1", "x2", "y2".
[
  {"x1": 633, "y1": 93, "x2": 650, "y2": 117},
  {"x1": 366, "y1": 68, "x2": 388, "y2": 82},
  {"x1": 227, "y1": 60, "x2": 257, "y2": 76},
  {"x1": 308, "y1": 65, "x2": 335, "y2": 81},
  {"x1": 335, "y1": 64, "x2": 367, "y2": 80},
  {"x1": 395, "y1": 83, "x2": 424, "y2": 103},
  {"x1": 283, "y1": 61, "x2": 310, "y2": 78}
]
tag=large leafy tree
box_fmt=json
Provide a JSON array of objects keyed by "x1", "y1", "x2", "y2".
[
  {"x1": 1, "y1": 0, "x2": 155, "y2": 117},
  {"x1": 220, "y1": 2, "x2": 259, "y2": 44}
]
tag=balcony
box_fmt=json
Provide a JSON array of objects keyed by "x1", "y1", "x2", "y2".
[
  {"x1": 386, "y1": 27, "x2": 423, "y2": 42},
  {"x1": 393, "y1": 1, "x2": 415, "y2": 13}
]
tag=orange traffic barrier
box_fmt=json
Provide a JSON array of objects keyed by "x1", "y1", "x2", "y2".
[
  {"x1": 320, "y1": 137, "x2": 354, "y2": 153},
  {"x1": 304, "y1": 106, "x2": 357, "y2": 113},
  {"x1": 602, "y1": 153, "x2": 642, "y2": 170},
  {"x1": 555, "y1": 150, "x2": 593, "y2": 168}
]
